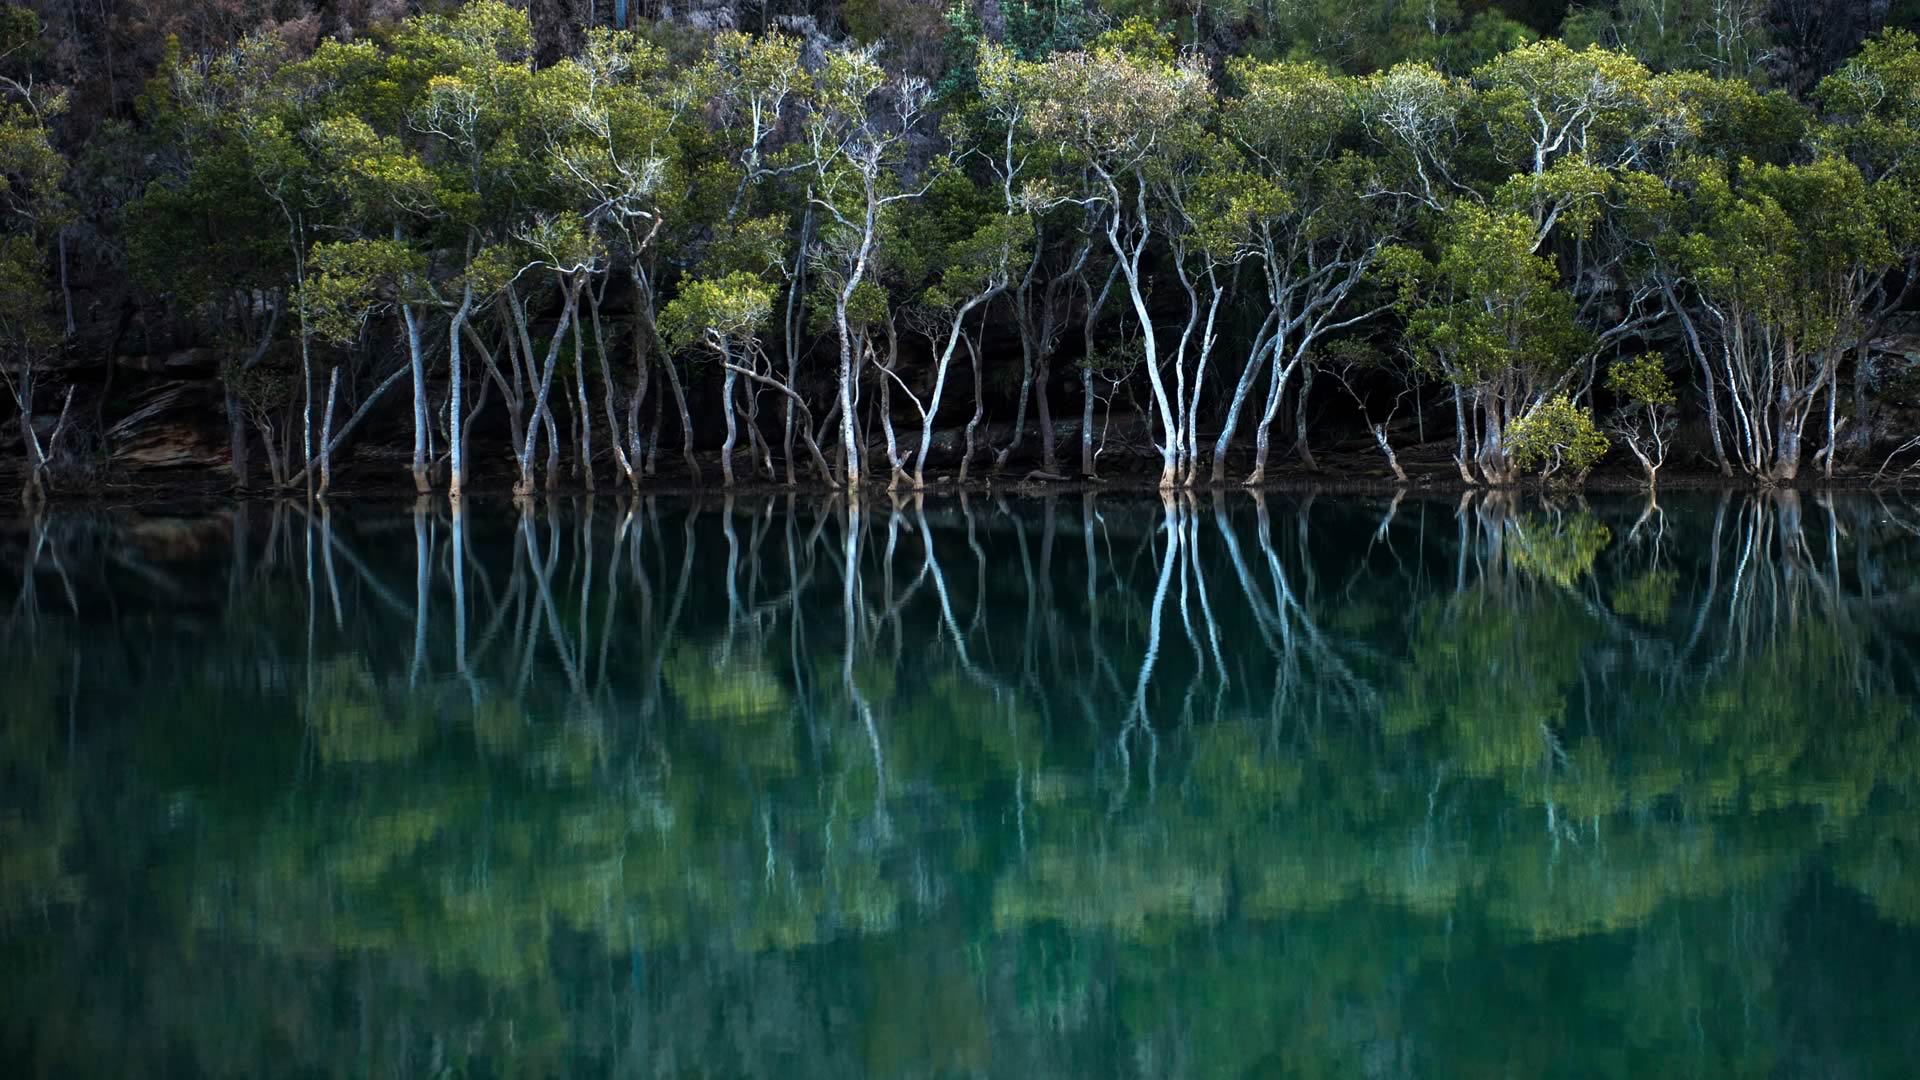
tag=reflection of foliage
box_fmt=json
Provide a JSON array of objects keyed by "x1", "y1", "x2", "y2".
[
  {"x1": 1837, "y1": 807, "x2": 1920, "y2": 926},
  {"x1": 304, "y1": 658, "x2": 428, "y2": 763},
  {"x1": 5, "y1": 495, "x2": 1920, "y2": 1077},
  {"x1": 1610, "y1": 568, "x2": 1678, "y2": 623},
  {"x1": 1387, "y1": 586, "x2": 1591, "y2": 781},
  {"x1": 1508, "y1": 511, "x2": 1612, "y2": 587}
]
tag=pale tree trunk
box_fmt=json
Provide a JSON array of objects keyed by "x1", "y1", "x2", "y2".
[
  {"x1": 447, "y1": 283, "x2": 475, "y2": 500},
  {"x1": 573, "y1": 312, "x2": 595, "y2": 492},
  {"x1": 1035, "y1": 360, "x2": 1058, "y2": 474},
  {"x1": 836, "y1": 301, "x2": 863, "y2": 491},
  {"x1": 1247, "y1": 348, "x2": 1296, "y2": 486},
  {"x1": 720, "y1": 345, "x2": 740, "y2": 487},
  {"x1": 1371, "y1": 423, "x2": 1407, "y2": 483},
  {"x1": 914, "y1": 296, "x2": 996, "y2": 487},
  {"x1": 1079, "y1": 266, "x2": 1116, "y2": 480},
  {"x1": 962, "y1": 334, "x2": 986, "y2": 483},
  {"x1": 658, "y1": 352, "x2": 698, "y2": 481},
  {"x1": 781, "y1": 208, "x2": 812, "y2": 485},
  {"x1": 1105, "y1": 182, "x2": 1177, "y2": 490},
  {"x1": 318, "y1": 366, "x2": 340, "y2": 497},
  {"x1": 877, "y1": 355, "x2": 907, "y2": 492},
  {"x1": 1452, "y1": 384, "x2": 1475, "y2": 484},
  {"x1": 1211, "y1": 312, "x2": 1277, "y2": 484},
  {"x1": 1663, "y1": 282, "x2": 1732, "y2": 477},
  {"x1": 403, "y1": 303, "x2": 431, "y2": 494},
  {"x1": 1292, "y1": 365, "x2": 1318, "y2": 470},
  {"x1": 513, "y1": 277, "x2": 582, "y2": 496},
  {"x1": 587, "y1": 283, "x2": 634, "y2": 491},
  {"x1": 998, "y1": 266, "x2": 1039, "y2": 473},
  {"x1": 299, "y1": 326, "x2": 314, "y2": 502},
  {"x1": 1080, "y1": 365, "x2": 1097, "y2": 479}
]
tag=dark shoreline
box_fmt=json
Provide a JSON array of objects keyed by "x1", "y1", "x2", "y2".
[{"x1": 10, "y1": 459, "x2": 1918, "y2": 512}]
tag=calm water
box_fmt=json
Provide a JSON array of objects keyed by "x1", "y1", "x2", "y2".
[{"x1": 2, "y1": 492, "x2": 1919, "y2": 1077}]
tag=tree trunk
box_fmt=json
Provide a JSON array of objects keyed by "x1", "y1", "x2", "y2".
[
  {"x1": 447, "y1": 286, "x2": 474, "y2": 500},
  {"x1": 573, "y1": 314, "x2": 595, "y2": 492},
  {"x1": 836, "y1": 298, "x2": 862, "y2": 491},
  {"x1": 1035, "y1": 359, "x2": 1058, "y2": 474},
  {"x1": 318, "y1": 366, "x2": 340, "y2": 497},
  {"x1": 1080, "y1": 365, "x2": 1096, "y2": 478},
  {"x1": 658, "y1": 353, "x2": 698, "y2": 481},
  {"x1": 963, "y1": 335, "x2": 986, "y2": 483},
  {"x1": 720, "y1": 354, "x2": 739, "y2": 486},
  {"x1": 404, "y1": 304, "x2": 431, "y2": 494},
  {"x1": 225, "y1": 386, "x2": 250, "y2": 491}
]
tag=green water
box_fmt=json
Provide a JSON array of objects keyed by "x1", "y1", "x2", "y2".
[{"x1": 2, "y1": 492, "x2": 1918, "y2": 1078}]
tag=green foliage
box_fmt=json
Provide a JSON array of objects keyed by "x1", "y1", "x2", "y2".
[
  {"x1": 0, "y1": 44, "x2": 66, "y2": 363},
  {"x1": 1505, "y1": 394, "x2": 1610, "y2": 483},
  {"x1": 1403, "y1": 205, "x2": 1590, "y2": 396},
  {"x1": 1607, "y1": 353, "x2": 1675, "y2": 408},
  {"x1": 658, "y1": 271, "x2": 776, "y2": 354},
  {"x1": 301, "y1": 239, "x2": 425, "y2": 343}
]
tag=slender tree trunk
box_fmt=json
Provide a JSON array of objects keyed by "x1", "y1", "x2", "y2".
[
  {"x1": 514, "y1": 277, "x2": 581, "y2": 496},
  {"x1": 720, "y1": 348, "x2": 739, "y2": 486},
  {"x1": 318, "y1": 366, "x2": 340, "y2": 497},
  {"x1": 1213, "y1": 318, "x2": 1276, "y2": 484},
  {"x1": 1247, "y1": 348, "x2": 1298, "y2": 486},
  {"x1": 782, "y1": 208, "x2": 812, "y2": 486},
  {"x1": 962, "y1": 334, "x2": 986, "y2": 483},
  {"x1": 659, "y1": 353, "x2": 698, "y2": 481},
  {"x1": 588, "y1": 284, "x2": 633, "y2": 490},
  {"x1": 225, "y1": 386, "x2": 250, "y2": 491},
  {"x1": 1292, "y1": 364, "x2": 1318, "y2": 471},
  {"x1": 573, "y1": 313, "x2": 595, "y2": 492},
  {"x1": 1664, "y1": 281, "x2": 1733, "y2": 477},
  {"x1": 998, "y1": 304, "x2": 1036, "y2": 472},
  {"x1": 915, "y1": 297, "x2": 995, "y2": 487},
  {"x1": 404, "y1": 303, "x2": 431, "y2": 494},
  {"x1": 448, "y1": 285, "x2": 474, "y2": 500},
  {"x1": 1035, "y1": 358, "x2": 1058, "y2": 474},
  {"x1": 1111, "y1": 211, "x2": 1177, "y2": 489},
  {"x1": 1081, "y1": 365, "x2": 1096, "y2": 478},
  {"x1": 836, "y1": 299, "x2": 862, "y2": 491},
  {"x1": 300, "y1": 326, "x2": 314, "y2": 502}
]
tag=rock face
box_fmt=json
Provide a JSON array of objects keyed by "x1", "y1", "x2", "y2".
[{"x1": 106, "y1": 383, "x2": 228, "y2": 470}]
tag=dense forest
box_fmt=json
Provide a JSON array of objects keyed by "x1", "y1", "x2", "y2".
[{"x1": 2, "y1": 0, "x2": 1918, "y2": 500}]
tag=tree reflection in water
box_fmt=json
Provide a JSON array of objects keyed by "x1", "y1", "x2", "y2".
[{"x1": 2, "y1": 491, "x2": 1920, "y2": 1077}]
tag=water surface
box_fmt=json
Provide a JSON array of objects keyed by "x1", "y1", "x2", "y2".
[{"x1": 3, "y1": 492, "x2": 1919, "y2": 1077}]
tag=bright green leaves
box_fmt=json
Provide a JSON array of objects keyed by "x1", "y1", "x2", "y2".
[
  {"x1": 1816, "y1": 29, "x2": 1920, "y2": 183},
  {"x1": 302, "y1": 239, "x2": 426, "y2": 344},
  {"x1": 1474, "y1": 38, "x2": 1662, "y2": 173},
  {"x1": 1605, "y1": 354, "x2": 1676, "y2": 484},
  {"x1": 1403, "y1": 204, "x2": 1589, "y2": 390},
  {"x1": 1608, "y1": 353, "x2": 1676, "y2": 408},
  {"x1": 658, "y1": 271, "x2": 776, "y2": 356},
  {"x1": 1672, "y1": 154, "x2": 1885, "y2": 360},
  {"x1": 1021, "y1": 28, "x2": 1211, "y2": 179},
  {"x1": 1224, "y1": 58, "x2": 1354, "y2": 174},
  {"x1": 307, "y1": 114, "x2": 438, "y2": 223},
  {"x1": 1505, "y1": 394, "x2": 1610, "y2": 483}
]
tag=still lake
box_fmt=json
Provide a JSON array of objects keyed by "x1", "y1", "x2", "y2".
[{"x1": 2, "y1": 491, "x2": 1919, "y2": 1077}]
